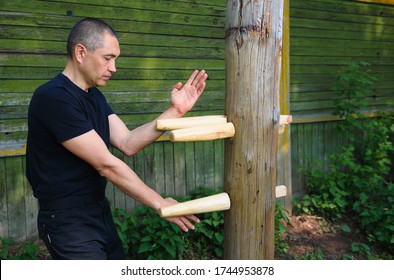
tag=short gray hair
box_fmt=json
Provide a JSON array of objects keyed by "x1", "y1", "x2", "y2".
[{"x1": 66, "y1": 18, "x2": 118, "y2": 58}]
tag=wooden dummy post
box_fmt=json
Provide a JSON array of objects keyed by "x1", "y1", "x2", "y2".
[{"x1": 224, "y1": 0, "x2": 284, "y2": 259}]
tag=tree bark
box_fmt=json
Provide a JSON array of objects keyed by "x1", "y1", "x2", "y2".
[{"x1": 224, "y1": 0, "x2": 284, "y2": 259}]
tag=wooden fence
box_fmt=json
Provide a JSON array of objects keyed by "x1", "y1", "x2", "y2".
[{"x1": 1, "y1": 0, "x2": 393, "y2": 242}]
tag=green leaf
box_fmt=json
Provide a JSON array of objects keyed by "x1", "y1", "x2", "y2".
[
  {"x1": 162, "y1": 242, "x2": 176, "y2": 258},
  {"x1": 140, "y1": 236, "x2": 152, "y2": 242},
  {"x1": 214, "y1": 232, "x2": 224, "y2": 244},
  {"x1": 138, "y1": 242, "x2": 153, "y2": 254},
  {"x1": 0, "y1": 248, "x2": 9, "y2": 259},
  {"x1": 342, "y1": 224, "x2": 351, "y2": 233}
]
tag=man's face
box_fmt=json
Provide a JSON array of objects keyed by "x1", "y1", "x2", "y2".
[{"x1": 81, "y1": 32, "x2": 120, "y2": 88}]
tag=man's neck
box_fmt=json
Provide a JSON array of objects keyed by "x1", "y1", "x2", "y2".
[{"x1": 62, "y1": 62, "x2": 89, "y2": 92}]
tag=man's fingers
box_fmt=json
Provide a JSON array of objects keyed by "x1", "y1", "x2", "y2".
[
  {"x1": 191, "y1": 70, "x2": 207, "y2": 87},
  {"x1": 172, "y1": 82, "x2": 182, "y2": 92},
  {"x1": 185, "y1": 70, "x2": 207, "y2": 87},
  {"x1": 196, "y1": 81, "x2": 206, "y2": 95},
  {"x1": 180, "y1": 217, "x2": 197, "y2": 232},
  {"x1": 183, "y1": 220, "x2": 194, "y2": 231},
  {"x1": 166, "y1": 215, "x2": 200, "y2": 232},
  {"x1": 186, "y1": 70, "x2": 199, "y2": 85},
  {"x1": 171, "y1": 217, "x2": 190, "y2": 232},
  {"x1": 186, "y1": 214, "x2": 200, "y2": 224}
]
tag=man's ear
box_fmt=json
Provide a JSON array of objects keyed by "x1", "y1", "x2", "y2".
[{"x1": 74, "y1": 43, "x2": 86, "y2": 63}]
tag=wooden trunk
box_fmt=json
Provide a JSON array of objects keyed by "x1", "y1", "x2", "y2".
[{"x1": 224, "y1": 0, "x2": 284, "y2": 259}]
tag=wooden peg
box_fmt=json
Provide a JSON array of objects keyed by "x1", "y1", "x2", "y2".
[
  {"x1": 275, "y1": 185, "x2": 287, "y2": 198},
  {"x1": 279, "y1": 115, "x2": 292, "y2": 125},
  {"x1": 157, "y1": 115, "x2": 227, "y2": 130},
  {"x1": 159, "y1": 192, "x2": 231, "y2": 218},
  {"x1": 169, "y1": 122, "x2": 235, "y2": 142}
]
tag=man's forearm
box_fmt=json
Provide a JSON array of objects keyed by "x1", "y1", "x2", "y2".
[
  {"x1": 122, "y1": 106, "x2": 184, "y2": 156},
  {"x1": 98, "y1": 154, "x2": 165, "y2": 211}
]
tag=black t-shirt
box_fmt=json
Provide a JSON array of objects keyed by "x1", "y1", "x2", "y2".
[{"x1": 26, "y1": 73, "x2": 114, "y2": 201}]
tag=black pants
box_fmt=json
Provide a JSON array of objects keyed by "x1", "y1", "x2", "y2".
[{"x1": 38, "y1": 197, "x2": 125, "y2": 260}]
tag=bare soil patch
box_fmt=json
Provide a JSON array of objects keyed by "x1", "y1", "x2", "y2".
[{"x1": 276, "y1": 214, "x2": 391, "y2": 260}]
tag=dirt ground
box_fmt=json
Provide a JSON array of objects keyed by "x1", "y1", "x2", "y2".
[{"x1": 275, "y1": 214, "x2": 391, "y2": 260}]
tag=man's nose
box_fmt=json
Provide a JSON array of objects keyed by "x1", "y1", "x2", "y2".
[{"x1": 109, "y1": 60, "x2": 117, "y2": 73}]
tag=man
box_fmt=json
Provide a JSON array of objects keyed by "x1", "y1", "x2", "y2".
[{"x1": 26, "y1": 18, "x2": 206, "y2": 259}]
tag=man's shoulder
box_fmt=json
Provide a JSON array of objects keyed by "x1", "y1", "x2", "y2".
[
  {"x1": 35, "y1": 74, "x2": 68, "y2": 95},
  {"x1": 33, "y1": 74, "x2": 87, "y2": 106},
  {"x1": 30, "y1": 74, "x2": 81, "y2": 111}
]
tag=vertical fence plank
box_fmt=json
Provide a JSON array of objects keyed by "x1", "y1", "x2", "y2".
[
  {"x1": 324, "y1": 121, "x2": 337, "y2": 171},
  {"x1": 152, "y1": 142, "x2": 165, "y2": 196},
  {"x1": 5, "y1": 156, "x2": 26, "y2": 241},
  {"x1": 143, "y1": 144, "x2": 156, "y2": 189},
  {"x1": 22, "y1": 156, "x2": 38, "y2": 239},
  {"x1": 292, "y1": 124, "x2": 305, "y2": 194},
  {"x1": 163, "y1": 141, "x2": 175, "y2": 196},
  {"x1": 185, "y1": 142, "x2": 196, "y2": 194},
  {"x1": 173, "y1": 142, "x2": 186, "y2": 196},
  {"x1": 214, "y1": 139, "x2": 224, "y2": 190},
  {"x1": 0, "y1": 158, "x2": 9, "y2": 238},
  {"x1": 192, "y1": 142, "x2": 203, "y2": 188},
  {"x1": 203, "y1": 140, "x2": 215, "y2": 189}
]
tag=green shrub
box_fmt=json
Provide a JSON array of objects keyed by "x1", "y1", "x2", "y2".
[
  {"x1": 0, "y1": 237, "x2": 46, "y2": 260},
  {"x1": 113, "y1": 187, "x2": 289, "y2": 259},
  {"x1": 294, "y1": 62, "x2": 394, "y2": 251},
  {"x1": 293, "y1": 160, "x2": 349, "y2": 221},
  {"x1": 113, "y1": 205, "x2": 184, "y2": 260},
  {"x1": 297, "y1": 248, "x2": 324, "y2": 260},
  {"x1": 112, "y1": 187, "x2": 224, "y2": 260},
  {"x1": 274, "y1": 201, "x2": 290, "y2": 255}
]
